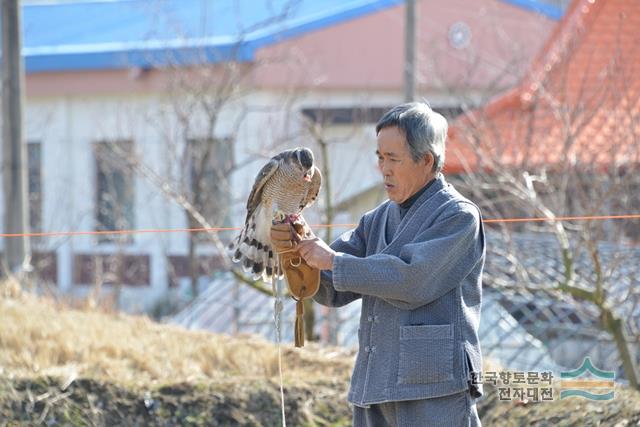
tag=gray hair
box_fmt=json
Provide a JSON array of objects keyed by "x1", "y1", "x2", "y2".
[{"x1": 375, "y1": 102, "x2": 447, "y2": 172}]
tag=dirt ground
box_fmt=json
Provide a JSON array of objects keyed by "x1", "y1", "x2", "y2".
[
  {"x1": 3, "y1": 377, "x2": 640, "y2": 426},
  {"x1": 478, "y1": 383, "x2": 640, "y2": 426},
  {"x1": 0, "y1": 375, "x2": 351, "y2": 426}
]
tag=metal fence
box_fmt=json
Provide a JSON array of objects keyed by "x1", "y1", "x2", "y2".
[{"x1": 171, "y1": 230, "x2": 640, "y2": 380}]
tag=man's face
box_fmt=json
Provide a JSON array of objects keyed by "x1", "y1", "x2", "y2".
[{"x1": 376, "y1": 126, "x2": 434, "y2": 204}]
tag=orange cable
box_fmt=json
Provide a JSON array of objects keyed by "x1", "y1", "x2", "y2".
[
  {"x1": 0, "y1": 214, "x2": 638, "y2": 238},
  {"x1": 482, "y1": 214, "x2": 640, "y2": 224}
]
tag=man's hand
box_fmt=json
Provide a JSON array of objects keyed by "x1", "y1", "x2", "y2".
[
  {"x1": 270, "y1": 223, "x2": 301, "y2": 254},
  {"x1": 298, "y1": 238, "x2": 337, "y2": 271}
]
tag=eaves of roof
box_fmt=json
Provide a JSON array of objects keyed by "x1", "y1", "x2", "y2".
[{"x1": 500, "y1": 0, "x2": 565, "y2": 20}]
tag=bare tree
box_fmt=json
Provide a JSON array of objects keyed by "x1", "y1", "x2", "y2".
[
  {"x1": 452, "y1": 15, "x2": 640, "y2": 388},
  {"x1": 300, "y1": 106, "x2": 383, "y2": 343}
]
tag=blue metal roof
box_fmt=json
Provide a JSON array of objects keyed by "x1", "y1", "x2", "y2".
[
  {"x1": 18, "y1": 0, "x2": 564, "y2": 73},
  {"x1": 500, "y1": 0, "x2": 565, "y2": 20},
  {"x1": 21, "y1": 0, "x2": 405, "y2": 72}
]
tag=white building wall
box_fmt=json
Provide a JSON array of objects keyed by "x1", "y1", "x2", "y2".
[{"x1": 17, "y1": 85, "x2": 460, "y2": 312}]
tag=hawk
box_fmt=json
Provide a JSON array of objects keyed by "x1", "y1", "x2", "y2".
[{"x1": 229, "y1": 147, "x2": 322, "y2": 282}]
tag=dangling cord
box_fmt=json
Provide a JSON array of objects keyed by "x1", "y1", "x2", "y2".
[
  {"x1": 293, "y1": 291, "x2": 307, "y2": 348},
  {"x1": 272, "y1": 275, "x2": 287, "y2": 427}
]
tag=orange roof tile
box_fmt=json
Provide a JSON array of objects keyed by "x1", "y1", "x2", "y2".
[{"x1": 448, "y1": 0, "x2": 640, "y2": 173}]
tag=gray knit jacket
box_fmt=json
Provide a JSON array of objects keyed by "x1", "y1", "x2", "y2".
[{"x1": 314, "y1": 175, "x2": 485, "y2": 407}]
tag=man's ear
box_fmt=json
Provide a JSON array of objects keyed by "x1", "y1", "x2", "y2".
[{"x1": 424, "y1": 152, "x2": 435, "y2": 170}]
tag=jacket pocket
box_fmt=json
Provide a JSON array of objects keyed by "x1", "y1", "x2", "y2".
[
  {"x1": 398, "y1": 324, "x2": 454, "y2": 384},
  {"x1": 463, "y1": 341, "x2": 484, "y2": 398}
]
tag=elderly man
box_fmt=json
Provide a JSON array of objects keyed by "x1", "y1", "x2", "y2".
[{"x1": 272, "y1": 102, "x2": 485, "y2": 426}]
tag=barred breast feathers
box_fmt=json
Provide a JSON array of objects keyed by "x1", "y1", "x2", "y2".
[{"x1": 229, "y1": 147, "x2": 321, "y2": 282}]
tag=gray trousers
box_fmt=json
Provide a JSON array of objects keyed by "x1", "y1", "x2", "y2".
[{"x1": 352, "y1": 391, "x2": 480, "y2": 427}]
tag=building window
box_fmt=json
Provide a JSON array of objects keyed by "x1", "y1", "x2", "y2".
[
  {"x1": 73, "y1": 253, "x2": 150, "y2": 286},
  {"x1": 94, "y1": 141, "x2": 135, "y2": 242},
  {"x1": 187, "y1": 138, "x2": 234, "y2": 241},
  {"x1": 167, "y1": 254, "x2": 224, "y2": 287},
  {"x1": 27, "y1": 141, "x2": 42, "y2": 233}
]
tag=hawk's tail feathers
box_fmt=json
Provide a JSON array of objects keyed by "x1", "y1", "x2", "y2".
[{"x1": 228, "y1": 211, "x2": 281, "y2": 283}]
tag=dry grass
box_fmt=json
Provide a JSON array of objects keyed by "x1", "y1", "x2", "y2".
[{"x1": 0, "y1": 281, "x2": 353, "y2": 387}]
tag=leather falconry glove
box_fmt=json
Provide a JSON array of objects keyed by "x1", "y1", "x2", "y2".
[{"x1": 273, "y1": 220, "x2": 320, "y2": 347}]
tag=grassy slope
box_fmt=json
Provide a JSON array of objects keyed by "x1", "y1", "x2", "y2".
[
  {"x1": 0, "y1": 289, "x2": 353, "y2": 426},
  {"x1": 2, "y1": 286, "x2": 640, "y2": 426},
  {"x1": 0, "y1": 290, "x2": 354, "y2": 384}
]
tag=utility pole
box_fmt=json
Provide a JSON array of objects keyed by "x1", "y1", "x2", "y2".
[
  {"x1": 404, "y1": 0, "x2": 416, "y2": 102},
  {"x1": 2, "y1": 0, "x2": 31, "y2": 276}
]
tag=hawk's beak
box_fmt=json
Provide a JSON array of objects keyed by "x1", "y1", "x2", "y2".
[{"x1": 303, "y1": 173, "x2": 312, "y2": 182}]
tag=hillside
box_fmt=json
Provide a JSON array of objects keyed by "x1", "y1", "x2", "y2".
[
  {"x1": 0, "y1": 284, "x2": 353, "y2": 425},
  {"x1": 2, "y1": 283, "x2": 640, "y2": 426}
]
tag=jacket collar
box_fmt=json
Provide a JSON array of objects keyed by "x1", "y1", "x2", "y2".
[{"x1": 382, "y1": 174, "x2": 446, "y2": 249}]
